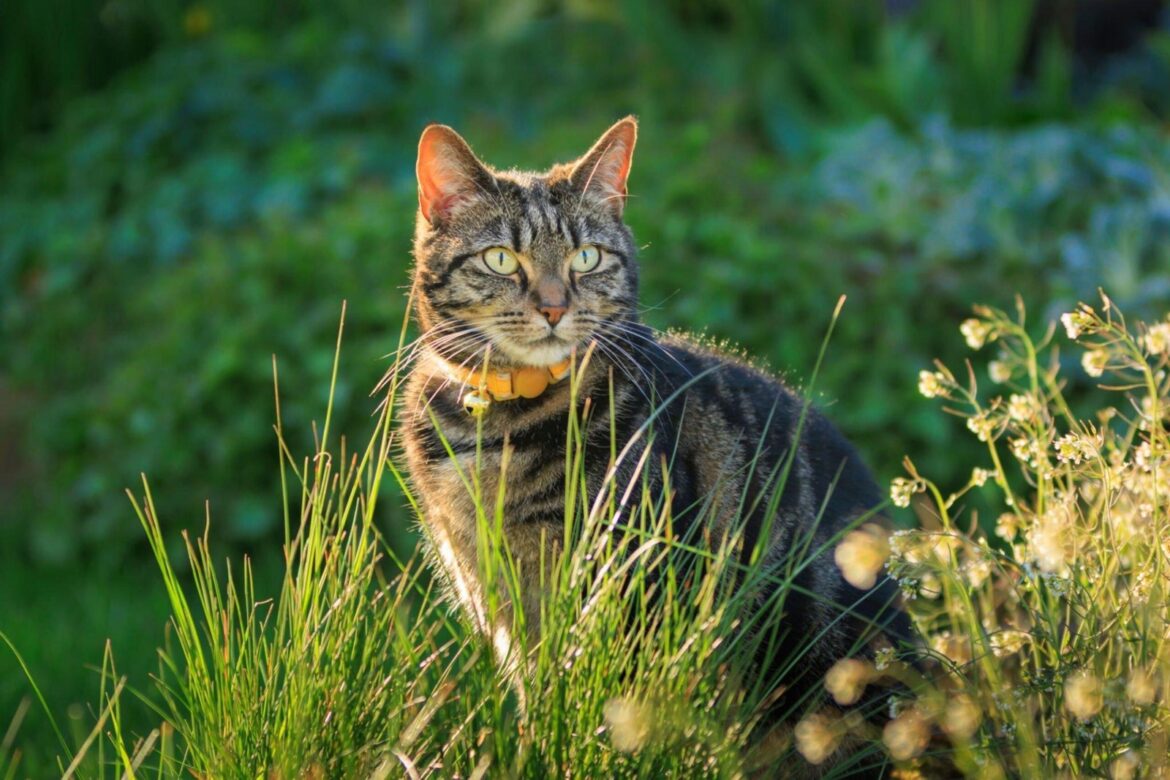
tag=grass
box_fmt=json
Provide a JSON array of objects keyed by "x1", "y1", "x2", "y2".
[
  {"x1": 0, "y1": 559, "x2": 172, "y2": 778},
  {"x1": 3, "y1": 299, "x2": 900, "y2": 777},
  {"x1": 5, "y1": 293, "x2": 1170, "y2": 777}
]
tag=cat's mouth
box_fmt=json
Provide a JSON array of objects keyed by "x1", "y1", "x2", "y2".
[{"x1": 495, "y1": 332, "x2": 580, "y2": 368}]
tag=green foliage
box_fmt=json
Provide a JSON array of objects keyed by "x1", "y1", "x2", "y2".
[
  {"x1": 0, "y1": 0, "x2": 405, "y2": 153},
  {"x1": 120, "y1": 339, "x2": 434, "y2": 777},
  {"x1": 638, "y1": 116, "x2": 1170, "y2": 520},
  {"x1": 918, "y1": 0, "x2": 1068, "y2": 124},
  {"x1": 9, "y1": 0, "x2": 1170, "y2": 162},
  {"x1": 5, "y1": 17, "x2": 1170, "y2": 566},
  {"x1": 1, "y1": 28, "x2": 420, "y2": 562},
  {"x1": 0, "y1": 556, "x2": 171, "y2": 777},
  {"x1": 4, "y1": 1, "x2": 1170, "y2": 773}
]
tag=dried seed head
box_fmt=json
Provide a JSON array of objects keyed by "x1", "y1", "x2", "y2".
[
  {"x1": 603, "y1": 697, "x2": 651, "y2": 752},
  {"x1": 883, "y1": 708, "x2": 930, "y2": 761},
  {"x1": 943, "y1": 694, "x2": 981, "y2": 741},
  {"x1": 824, "y1": 658, "x2": 873, "y2": 706},
  {"x1": 835, "y1": 524, "x2": 891, "y2": 589},
  {"x1": 1064, "y1": 671, "x2": 1104, "y2": 721},
  {"x1": 795, "y1": 712, "x2": 840, "y2": 765},
  {"x1": 1126, "y1": 668, "x2": 1158, "y2": 707}
]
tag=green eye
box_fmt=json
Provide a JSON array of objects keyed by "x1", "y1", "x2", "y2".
[
  {"x1": 482, "y1": 247, "x2": 519, "y2": 275},
  {"x1": 570, "y1": 245, "x2": 602, "y2": 273}
]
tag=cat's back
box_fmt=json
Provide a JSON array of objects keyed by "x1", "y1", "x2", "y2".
[
  {"x1": 644, "y1": 331, "x2": 883, "y2": 534},
  {"x1": 648, "y1": 333, "x2": 905, "y2": 696}
]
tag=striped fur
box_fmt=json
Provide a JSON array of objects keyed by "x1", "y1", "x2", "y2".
[{"x1": 400, "y1": 118, "x2": 908, "y2": 717}]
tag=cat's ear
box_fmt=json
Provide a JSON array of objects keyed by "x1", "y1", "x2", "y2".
[
  {"x1": 416, "y1": 124, "x2": 491, "y2": 224},
  {"x1": 569, "y1": 116, "x2": 637, "y2": 215}
]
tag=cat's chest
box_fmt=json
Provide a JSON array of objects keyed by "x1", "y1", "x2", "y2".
[
  {"x1": 415, "y1": 444, "x2": 505, "y2": 513},
  {"x1": 404, "y1": 410, "x2": 493, "y2": 500},
  {"x1": 404, "y1": 399, "x2": 570, "y2": 525}
]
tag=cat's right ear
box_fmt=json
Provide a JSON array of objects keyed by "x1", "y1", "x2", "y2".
[{"x1": 416, "y1": 125, "x2": 490, "y2": 224}]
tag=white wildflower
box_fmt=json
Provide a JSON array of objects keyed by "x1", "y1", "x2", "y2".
[
  {"x1": 917, "y1": 370, "x2": 946, "y2": 399},
  {"x1": 1139, "y1": 395, "x2": 1166, "y2": 430},
  {"x1": 890, "y1": 477, "x2": 922, "y2": 509},
  {"x1": 1007, "y1": 394, "x2": 1034, "y2": 422},
  {"x1": 960, "y1": 318, "x2": 992, "y2": 350},
  {"x1": 918, "y1": 572, "x2": 942, "y2": 599},
  {"x1": 1061, "y1": 305, "x2": 1096, "y2": 340},
  {"x1": 931, "y1": 632, "x2": 972, "y2": 666},
  {"x1": 966, "y1": 411, "x2": 996, "y2": 442},
  {"x1": 994, "y1": 513, "x2": 1020, "y2": 541},
  {"x1": 988, "y1": 359, "x2": 1012, "y2": 383},
  {"x1": 1010, "y1": 437, "x2": 1040, "y2": 467},
  {"x1": 925, "y1": 534, "x2": 963, "y2": 563},
  {"x1": 990, "y1": 629, "x2": 1029, "y2": 658},
  {"x1": 963, "y1": 555, "x2": 992, "y2": 588},
  {"x1": 1029, "y1": 507, "x2": 1073, "y2": 574},
  {"x1": 1134, "y1": 440, "x2": 1155, "y2": 471},
  {"x1": 1142, "y1": 321, "x2": 1170, "y2": 355},
  {"x1": 1054, "y1": 432, "x2": 1098, "y2": 465},
  {"x1": 873, "y1": 646, "x2": 896, "y2": 672},
  {"x1": 1082, "y1": 349, "x2": 1107, "y2": 378}
]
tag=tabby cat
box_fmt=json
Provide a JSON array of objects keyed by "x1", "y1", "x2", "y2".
[{"x1": 401, "y1": 117, "x2": 908, "y2": 719}]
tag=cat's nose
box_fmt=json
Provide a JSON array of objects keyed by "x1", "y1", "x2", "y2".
[
  {"x1": 534, "y1": 278, "x2": 568, "y2": 326},
  {"x1": 540, "y1": 303, "x2": 567, "y2": 326}
]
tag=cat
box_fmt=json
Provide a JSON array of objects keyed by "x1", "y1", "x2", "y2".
[{"x1": 400, "y1": 116, "x2": 910, "y2": 729}]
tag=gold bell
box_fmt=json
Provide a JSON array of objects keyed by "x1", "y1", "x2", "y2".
[{"x1": 462, "y1": 390, "x2": 491, "y2": 416}]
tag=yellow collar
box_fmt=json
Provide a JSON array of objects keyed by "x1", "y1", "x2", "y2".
[{"x1": 446, "y1": 357, "x2": 573, "y2": 415}]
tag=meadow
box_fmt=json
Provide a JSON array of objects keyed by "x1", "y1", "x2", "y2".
[{"x1": 3, "y1": 1, "x2": 1170, "y2": 776}]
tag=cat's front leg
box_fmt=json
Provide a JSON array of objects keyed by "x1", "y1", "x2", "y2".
[
  {"x1": 422, "y1": 506, "x2": 535, "y2": 701},
  {"x1": 422, "y1": 509, "x2": 491, "y2": 637}
]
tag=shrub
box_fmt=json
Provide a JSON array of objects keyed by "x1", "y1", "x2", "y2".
[{"x1": 813, "y1": 295, "x2": 1170, "y2": 776}]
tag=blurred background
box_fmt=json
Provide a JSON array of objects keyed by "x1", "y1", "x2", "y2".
[{"x1": 4, "y1": 0, "x2": 1170, "y2": 768}]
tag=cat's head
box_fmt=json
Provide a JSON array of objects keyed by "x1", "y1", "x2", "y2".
[{"x1": 411, "y1": 118, "x2": 639, "y2": 369}]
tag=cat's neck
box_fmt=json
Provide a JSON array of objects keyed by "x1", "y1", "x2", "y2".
[{"x1": 421, "y1": 343, "x2": 606, "y2": 385}]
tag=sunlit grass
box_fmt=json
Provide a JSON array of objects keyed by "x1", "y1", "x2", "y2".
[
  {"x1": 8, "y1": 293, "x2": 1170, "y2": 777},
  {"x1": 13, "y1": 300, "x2": 894, "y2": 778}
]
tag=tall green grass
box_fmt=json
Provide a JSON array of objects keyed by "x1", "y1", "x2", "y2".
[
  {"x1": 12, "y1": 293, "x2": 1170, "y2": 777},
  {"x1": 6, "y1": 300, "x2": 910, "y2": 777}
]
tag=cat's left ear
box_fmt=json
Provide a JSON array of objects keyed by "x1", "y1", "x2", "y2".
[{"x1": 569, "y1": 116, "x2": 637, "y2": 216}]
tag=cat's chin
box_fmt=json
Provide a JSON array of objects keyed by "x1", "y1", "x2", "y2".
[{"x1": 496, "y1": 337, "x2": 576, "y2": 368}]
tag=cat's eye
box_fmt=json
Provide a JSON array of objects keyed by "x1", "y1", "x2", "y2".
[
  {"x1": 570, "y1": 245, "x2": 602, "y2": 273},
  {"x1": 482, "y1": 247, "x2": 519, "y2": 275}
]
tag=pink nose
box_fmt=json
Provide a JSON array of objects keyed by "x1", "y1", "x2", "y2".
[{"x1": 540, "y1": 304, "x2": 567, "y2": 326}]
